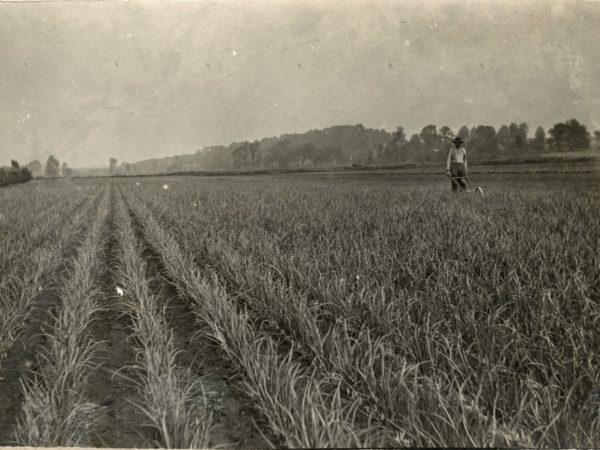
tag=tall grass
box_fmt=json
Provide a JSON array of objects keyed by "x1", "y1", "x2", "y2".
[
  {"x1": 12, "y1": 185, "x2": 111, "y2": 446},
  {"x1": 122, "y1": 186, "x2": 384, "y2": 447},
  {"x1": 0, "y1": 182, "x2": 95, "y2": 283},
  {"x1": 0, "y1": 189, "x2": 102, "y2": 369},
  {"x1": 125, "y1": 176, "x2": 600, "y2": 447},
  {"x1": 112, "y1": 189, "x2": 215, "y2": 448}
]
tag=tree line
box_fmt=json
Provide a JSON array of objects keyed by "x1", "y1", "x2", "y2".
[
  {"x1": 206, "y1": 118, "x2": 598, "y2": 171},
  {"x1": 0, "y1": 160, "x2": 33, "y2": 188},
  {"x1": 377, "y1": 118, "x2": 594, "y2": 165},
  {"x1": 1, "y1": 154, "x2": 76, "y2": 188},
  {"x1": 22, "y1": 155, "x2": 73, "y2": 179},
  {"x1": 106, "y1": 118, "x2": 600, "y2": 176}
]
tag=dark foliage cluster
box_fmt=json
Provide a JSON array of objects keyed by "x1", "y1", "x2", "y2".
[
  {"x1": 108, "y1": 119, "x2": 600, "y2": 175},
  {"x1": 0, "y1": 160, "x2": 33, "y2": 187}
]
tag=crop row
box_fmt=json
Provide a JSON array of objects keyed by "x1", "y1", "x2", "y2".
[
  {"x1": 0, "y1": 187, "x2": 104, "y2": 369},
  {"x1": 121, "y1": 185, "x2": 384, "y2": 447},
  {"x1": 4, "y1": 176, "x2": 595, "y2": 447},
  {"x1": 130, "y1": 184, "x2": 508, "y2": 445},
  {"x1": 124, "y1": 177, "x2": 599, "y2": 447},
  {"x1": 112, "y1": 188, "x2": 215, "y2": 448},
  {"x1": 12, "y1": 185, "x2": 111, "y2": 446},
  {"x1": 0, "y1": 181, "x2": 97, "y2": 282}
]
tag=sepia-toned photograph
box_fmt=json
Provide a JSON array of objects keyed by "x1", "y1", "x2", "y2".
[{"x1": 0, "y1": 0, "x2": 599, "y2": 448}]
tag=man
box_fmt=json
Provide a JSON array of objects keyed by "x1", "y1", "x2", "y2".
[{"x1": 446, "y1": 137, "x2": 468, "y2": 191}]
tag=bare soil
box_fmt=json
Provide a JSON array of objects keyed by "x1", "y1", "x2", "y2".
[
  {"x1": 86, "y1": 295, "x2": 155, "y2": 448},
  {"x1": 84, "y1": 184, "x2": 155, "y2": 448}
]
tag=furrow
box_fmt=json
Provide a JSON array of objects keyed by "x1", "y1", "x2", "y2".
[
  {"x1": 122, "y1": 186, "x2": 384, "y2": 448},
  {"x1": 9, "y1": 184, "x2": 111, "y2": 446}
]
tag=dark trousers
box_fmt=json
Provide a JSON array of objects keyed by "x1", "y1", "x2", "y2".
[{"x1": 450, "y1": 163, "x2": 467, "y2": 191}]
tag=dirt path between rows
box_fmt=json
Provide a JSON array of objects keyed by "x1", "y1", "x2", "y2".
[
  {"x1": 126, "y1": 197, "x2": 274, "y2": 448},
  {"x1": 0, "y1": 195, "x2": 102, "y2": 445},
  {"x1": 84, "y1": 183, "x2": 155, "y2": 448},
  {"x1": 0, "y1": 289, "x2": 60, "y2": 445},
  {"x1": 86, "y1": 295, "x2": 155, "y2": 448}
]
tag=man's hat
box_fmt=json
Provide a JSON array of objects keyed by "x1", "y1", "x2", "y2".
[{"x1": 451, "y1": 137, "x2": 465, "y2": 144}]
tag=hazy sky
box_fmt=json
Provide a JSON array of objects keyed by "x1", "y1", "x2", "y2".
[{"x1": 1, "y1": 0, "x2": 599, "y2": 168}]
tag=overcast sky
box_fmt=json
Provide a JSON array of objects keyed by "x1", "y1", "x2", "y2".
[{"x1": 1, "y1": 0, "x2": 599, "y2": 168}]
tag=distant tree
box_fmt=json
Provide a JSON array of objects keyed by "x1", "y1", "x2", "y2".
[
  {"x1": 61, "y1": 162, "x2": 73, "y2": 177},
  {"x1": 321, "y1": 146, "x2": 344, "y2": 166},
  {"x1": 496, "y1": 125, "x2": 510, "y2": 153},
  {"x1": 20, "y1": 167, "x2": 32, "y2": 183},
  {"x1": 439, "y1": 126, "x2": 452, "y2": 138},
  {"x1": 531, "y1": 126, "x2": 546, "y2": 152},
  {"x1": 470, "y1": 127, "x2": 477, "y2": 141},
  {"x1": 263, "y1": 139, "x2": 293, "y2": 169},
  {"x1": 166, "y1": 156, "x2": 184, "y2": 173},
  {"x1": 516, "y1": 122, "x2": 529, "y2": 150},
  {"x1": 508, "y1": 122, "x2": 519, "y2": 148},
  {"x1": 419, "y1": 125, "x2": 442, "y2": 160},
  {"x1": 438, "y1": 126, "x2": 454, "y2": 149},
  {"x1": 458, "y1": 126, "x2": 470, "y2": 140},
  {"x1": 0, "y1": 164, "x2": 32, "y2": 187},
  {"x1": 405, "y1": 134, "x2": 423, "y2": 161},
  {"x1": 248, "y1": 141, "x2": 260, "y2": 166},
  {"x1": 307, "y1": 145, "x2": 343, "y2": 166},
  {"x1": 594, "y1": 131, "x2": 600, "y2": 148},
  {"x1": 109, "y1": 158, "x2": 118, "y2": 175},
  {"x1": 332, "y1": 146, "x2": 345, "y2": 165},
  {"x1": 505, "y1": 121, "x2": 529, "y2": 152},
  {"x1": 45, "y1": 155, "x2": 60, "y2": 178},
  {"x1": 374, "y1": 143, "x2": 385, "y2": 161},
  {"x1": 295, "y1": 143, "x2": 317, "y2": 166},
  {"x1": 379, "y1": 126, "x2": 407, "y2": 164},
  {"x1": 548, "y1": 119, "x2": 591, "y2": 152},
  {"x1": 469, "y1": 125, "x2": 497, "y2": 158},
  {"x1": 11, "y1": 160, "x2": 19, "y2": 169},
  {"x1": 380, "y1": 144, "x2": 397, "y2": 164},
  {"x1": 392, "y1": 126, "x2": 407, "y2": 145},
  {"x1": 419, "y1": 125, "x2": 439, "y2": 147},
  {"x1": 27, "y1": 160, "x2": 43, "y2": 177},
  {"x1": 122, "y1": 162, "x2": 131, "y2": 174},
  {"x1": 232, "y1": 142, "x2": 250, "y2": 168}
]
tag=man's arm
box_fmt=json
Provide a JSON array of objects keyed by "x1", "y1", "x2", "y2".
[
  {"x1": 463, "y1": 148, "x2": 467, "y2": 171},
  {"x1": 446, "y1": 148, "x2": 451, "y2": 173}
]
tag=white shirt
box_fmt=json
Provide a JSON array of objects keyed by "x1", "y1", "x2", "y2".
[{"x1": 447, "y1": 147, "x2": 467, "y2": 170}]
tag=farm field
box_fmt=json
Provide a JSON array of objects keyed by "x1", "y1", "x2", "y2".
[{"x1": 0, "y1": 172, "x2": 599, "y2": 448}]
